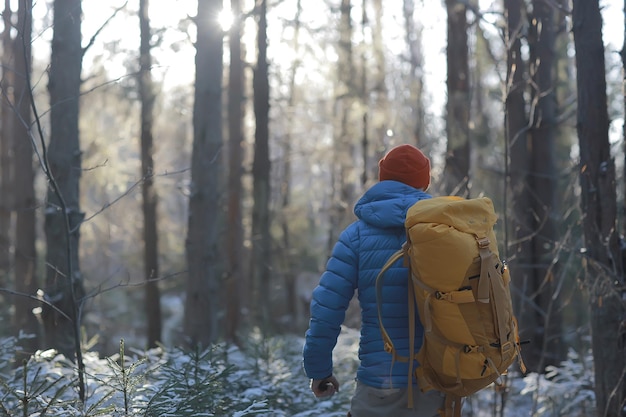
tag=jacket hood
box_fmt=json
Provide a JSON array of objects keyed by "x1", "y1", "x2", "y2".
[{"x1": 354, "y1": 180, "x2": 431, "y2": 229}]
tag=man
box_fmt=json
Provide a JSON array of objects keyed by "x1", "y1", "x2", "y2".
[{"x1": 303, "y1": 144, "x2": 444, "y2": 417}]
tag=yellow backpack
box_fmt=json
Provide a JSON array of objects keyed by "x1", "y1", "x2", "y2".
[{"x1": 376, "y1": 196, "x2": 526, "y2": 417}]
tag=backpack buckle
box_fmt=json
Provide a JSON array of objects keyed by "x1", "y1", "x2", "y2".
[
  {"x1": 476, "y1": 236, "x2": 490, "y2": 248},
  {"x1": 501, "y1": 341, "x2": 514, "y2": 353}
]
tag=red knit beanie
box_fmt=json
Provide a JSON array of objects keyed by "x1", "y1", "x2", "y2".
[{"x1": 378, "y1": 144, "x2": 431, "y2": 190}]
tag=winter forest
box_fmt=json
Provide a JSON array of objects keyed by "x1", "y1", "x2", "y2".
[{"x1": 0, "y1": 0, "x2": 625, "y2": 416}]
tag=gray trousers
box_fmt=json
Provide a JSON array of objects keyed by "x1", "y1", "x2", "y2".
[{"x1": 349, "y1": 381, "x2": 445, "y2": 417}]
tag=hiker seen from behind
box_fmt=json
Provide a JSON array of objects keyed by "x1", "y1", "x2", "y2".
[{"x1": 302, "y1": 144, "x2": 445, "y2": 417}]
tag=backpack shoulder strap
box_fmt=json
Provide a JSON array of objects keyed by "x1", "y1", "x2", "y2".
[
  {"x1": 376, "y1": 243, "x2": 420, "y2": 408},
  {"x1": 376, "y1": 248, "x2": 406, "y2": 355}
]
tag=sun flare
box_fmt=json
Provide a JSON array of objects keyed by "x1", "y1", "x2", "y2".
[{"x1": 217, "y1": 9, "x2": 234, "y2": 32}]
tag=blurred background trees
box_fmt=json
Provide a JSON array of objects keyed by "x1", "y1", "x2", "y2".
[
  {"x1": 138, "y1": 0, "x2": 162, "y2": 351},
  {"x1": 0, "y1": 0, "x2": 624, "y2": 414}
]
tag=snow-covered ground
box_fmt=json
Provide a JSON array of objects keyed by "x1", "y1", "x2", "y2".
[{"x1": 0, "y1": 327, "x2": 595, "y2": 416}]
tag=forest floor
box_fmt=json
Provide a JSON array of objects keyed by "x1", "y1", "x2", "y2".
[{"x1": 0, "y1": 325, "x2": 596, "y2": 416}]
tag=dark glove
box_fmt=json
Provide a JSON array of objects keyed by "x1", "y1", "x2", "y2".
[{"x1": 310, "y1": 375, "x2": 340, "y2": 398}]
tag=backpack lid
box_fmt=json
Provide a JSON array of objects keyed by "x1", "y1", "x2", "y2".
[{"x1": 405, "y1": 196, "x2": 498, "y2": 237}]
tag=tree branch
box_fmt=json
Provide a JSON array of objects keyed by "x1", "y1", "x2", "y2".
[{"x1": 82, "y1": 1, "x2": 129, "y2": 57}]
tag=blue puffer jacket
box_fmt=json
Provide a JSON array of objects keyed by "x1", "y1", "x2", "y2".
[{"x1": 303, "y1": 180, "x2": 431, "y2": 388}]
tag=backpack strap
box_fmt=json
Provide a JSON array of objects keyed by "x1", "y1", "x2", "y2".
[
  {"x1": 475, "y1": 236, "x2": 492, "y2": 303},
  {"x1": 443, "y1": 394, "x2": 462, "y2": 417},
  {"x1": 376, "y1": 247, "x2": 407, "y2": 357},
  {"x1": 476, "y1": 236, "x2": 516, "y2": 358},
  {"x1": 412, "y1": 274, "x2": 476, "y2": 333},
  {"x1": 376, "y1": 242, "x2": 420, "y2": 408},
  {"x1": 407, "y1": 267, "x2": 416, "y2": 408}
]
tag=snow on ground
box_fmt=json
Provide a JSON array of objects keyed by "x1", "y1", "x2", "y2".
[{"x1": 0, "y1": 326, "x2": 595, "y2": 416}]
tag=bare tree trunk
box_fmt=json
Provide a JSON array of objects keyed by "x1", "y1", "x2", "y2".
[
  {"x1": 359, "y1": 0, "x2": 368, "y2": 187},
  {"x1": 622, "y1": 0, "x2": 626, "y2": 241},
  {"x1": 329, "y1": 0, "x2": 356, "y2": 253},
  {"x1": 252, "y1": 0, "x2": 272, "y2": 331},
  {"x1": 13, "y1": 0, "x2": 39, "y2": 357},
  {"x1": 402, "y1": 0, "x2": 426, "y2": 145},
  {"x1": 504, "y1": 0, "x2": 534, "y2": 374},
  {"x1": 470, "y1": 23, "x2": 492, "y2": 150},
  {"x1": 183, "y1": 0, "x2": 224, "y2": 347},
  {"x1": 444, "y1": 0, "x2": 470, "y2": 197},
  {"x1": 524, "y1": 0, "x2": 564, "y2": 371},
  {"x1": 572, "y1": 1, "x2": 626, "y2": 415},
  {"x1": 278, "y1": 0, "x2": 303, "y2": 328},
  {"x1": 43, "y1": 0, "x2": 85, "y2": 363},
  {"x1": 41, "y1": 0, "x2": 87, "y2": 402},
  {"x1": 370, "y1": 0, "x2": 389, "y2": 174},
  {"x1": 139, "y1": 0, "x2": 162, "y2": 349},
  {"x1": 0, "y1": 0, "x2": 13, "y2": 291},
  {"x1": 226, "y1": 0, "x2": 245, "y2": 344}
]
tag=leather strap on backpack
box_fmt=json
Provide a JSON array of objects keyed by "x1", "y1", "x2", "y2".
[
  {"x1": 376, "y1": 247, "x2": 407, "y2": 357},
  {"x1": 475, "y1": 236, "x2": 492, "y2": 304},
  {"x1": 476, "y1": 236, "x2": 516, "y2": 357},
  {"x1": 443, "y1": 394, "x2": 462, "y2": 417},
  {"x1": 376, "y1": 241, "x2": 420, "y2": 408},
  {"x1": 407, "y1": 266, "x2": 416, "y2": 408}
]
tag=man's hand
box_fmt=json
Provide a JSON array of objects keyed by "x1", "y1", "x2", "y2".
[{"x1": 310, "y1": 375, "x2": 340, "y2": 398}]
